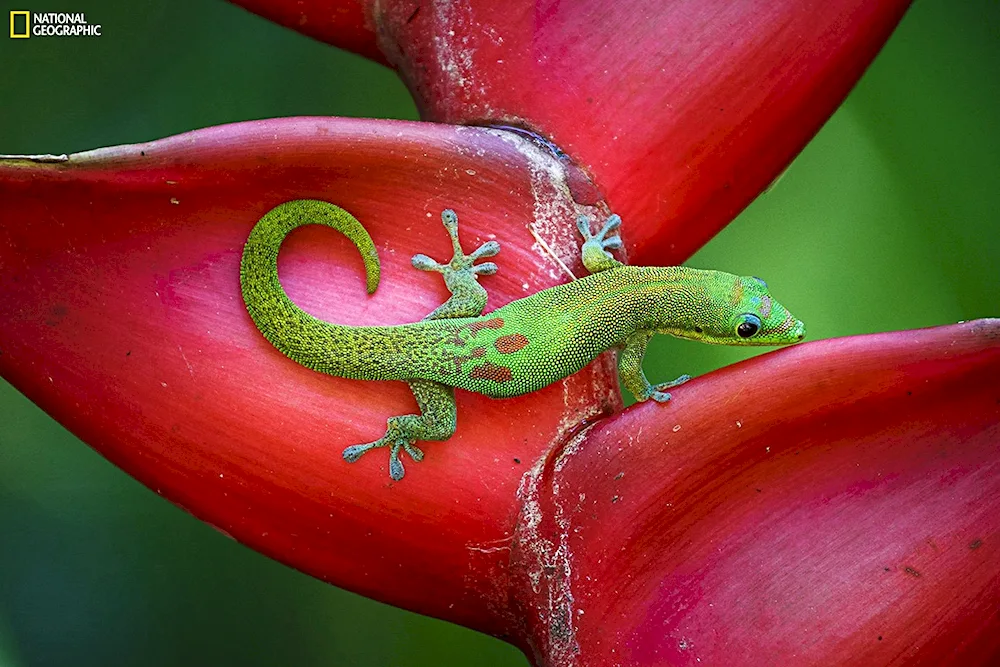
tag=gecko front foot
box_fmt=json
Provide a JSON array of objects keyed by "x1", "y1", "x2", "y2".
[
  {"x1": 412, "y1": 210, "x2": 500, "y2": 278},
  {"x1": 411, "y1": 209, "x2": 501, "y2": 320},
  {"x1": 644, "y1": 374, "x2": 693, "y2": 403},
  {"x1": 577, "y1": 213, "x2": 624, "y2": 273}
]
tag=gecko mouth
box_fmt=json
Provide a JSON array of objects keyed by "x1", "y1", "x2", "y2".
[
  {"x1": 791, "y1": 320, "x2": 806, "y2": 341},
  {"x1": 665, "y1": 318, "x2": 805, "y2": 346}
]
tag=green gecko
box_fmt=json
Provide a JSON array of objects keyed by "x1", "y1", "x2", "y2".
[{"x1": 241, "y1": 200, "x2": 805, "y2": 480}]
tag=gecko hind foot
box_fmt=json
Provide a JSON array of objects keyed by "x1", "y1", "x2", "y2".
[
  {"x1": 577, "y1": 213, "x2": 623, "y2": 273},
  {"x1": 343, "y1": 380, "x2": 454, "y2": 482},
  {"x1": 343, "y1": 436, "x2": 425, "y2": 482}
]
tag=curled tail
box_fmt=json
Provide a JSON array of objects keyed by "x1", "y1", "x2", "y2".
[
  {"x1": 240, "y1": 200, "x2": 389, "y2": 378},
  {"x1": 242, "y1": 199, "x2": 379, "y2": 297}
]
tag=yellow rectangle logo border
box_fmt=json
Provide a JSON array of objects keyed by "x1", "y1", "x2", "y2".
[{"x1": 10, "y1": 10, "x2": 30, "y2": 38}]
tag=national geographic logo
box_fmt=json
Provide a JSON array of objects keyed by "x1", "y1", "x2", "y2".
[{"x1": 9, "y1": 10, "x2": 102, "y2": 38}]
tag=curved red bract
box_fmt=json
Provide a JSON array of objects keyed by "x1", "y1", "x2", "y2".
[{"x1": 0, "y1": 119, "x2": 621, "y2": 637}]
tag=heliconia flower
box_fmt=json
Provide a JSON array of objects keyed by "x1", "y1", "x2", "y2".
[{"x1": 2, "y1": 1, "x2": 997, "y2": 666}]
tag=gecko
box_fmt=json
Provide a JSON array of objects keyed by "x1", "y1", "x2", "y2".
[{"x1": 240, "y1": 200, "x2": 805, "y2": 480}]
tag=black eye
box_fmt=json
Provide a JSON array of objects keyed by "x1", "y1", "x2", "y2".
[{"x1": 736, "y1": 314, "x2": 761, "y2": 338}]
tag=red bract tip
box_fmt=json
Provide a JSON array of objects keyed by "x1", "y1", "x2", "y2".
[
  {"x1": 231, "y1": 0, "x2": 911, "y2": 264},
  {"x1": 233, "y1": 0, "x2": 385, "y2": 65}
]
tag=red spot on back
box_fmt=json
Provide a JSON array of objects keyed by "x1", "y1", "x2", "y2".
[
  {"x1": 495, "y1": 333, "x2": 529, "y2": 354},
  {"x1": 470, "y1": 362, "x2": 513, "y2": 383}
]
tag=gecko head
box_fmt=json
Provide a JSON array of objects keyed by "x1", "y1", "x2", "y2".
[{"x1": 665, "y1": 272, "x2": 805, "y2": 346}]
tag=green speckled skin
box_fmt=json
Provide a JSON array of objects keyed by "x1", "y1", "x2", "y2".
[{"x1": 241, "y1": 200, "x2": 805, "y2": 480}]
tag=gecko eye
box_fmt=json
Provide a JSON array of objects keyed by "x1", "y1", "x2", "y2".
[{"x1": 736, "y1": 314, "x2": 761, "y2": 339}]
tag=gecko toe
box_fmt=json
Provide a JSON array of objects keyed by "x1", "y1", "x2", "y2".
[
  {"x1": 601, "y1": 235, "x2": 623, "y2": 250},
  {"x1": 403, "y1": 442, "x2": 425, "y2": 462},
  {"x1": 441, "y1": 209, "x2": 459, "y2": 231},
  {"x1": 388, "y1": 443, "x2": 406, "y2": 480},
  {"x1": 655, "y1": 374, "x2": 691, "y2": 391},
  {"x1": 343, "y1": 443, "x2": 375, "y2": 463},
  {"x1": 599, "y1": 214, "x2": 622, "y2": 236},
  {"x1": 470, "y1": 240, "x2": 501, "y2": 260},
  {"x1": 412, "y1": 254, "x2": 445, "y2": 272},
  {"x1": 472, "y1": 262, "x2": 498, "y2": 276}
]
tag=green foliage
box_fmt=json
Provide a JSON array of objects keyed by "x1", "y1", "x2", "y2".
[{"x1": 0, "y1": 1, "x2": 996, "y2": 665}]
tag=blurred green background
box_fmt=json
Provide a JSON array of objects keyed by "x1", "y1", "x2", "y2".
[{"x1": 0, "y1": 1, "x2": 996, "y2": 665}]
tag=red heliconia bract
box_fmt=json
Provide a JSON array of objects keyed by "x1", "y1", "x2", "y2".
[
  {"x1": 0, "y1": 119, "x2": 620, "y2": 637},
  {"x1": 2, "y1": 1, "x2": 998, "y2": 666},
  {"x1": 235, "y1": 0, "x2": 912, "y2": 265},
  {"x1": 513, "y1": 320, "x2": 1000, "y2": 664}
]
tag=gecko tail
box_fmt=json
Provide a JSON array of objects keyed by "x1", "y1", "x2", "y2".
[
  {"x1": 241, "y1": 199, "x2": 380, "y2": 296},
  {"x1": 240, "y1": 200, "x2": 386, "y2": 374}
]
